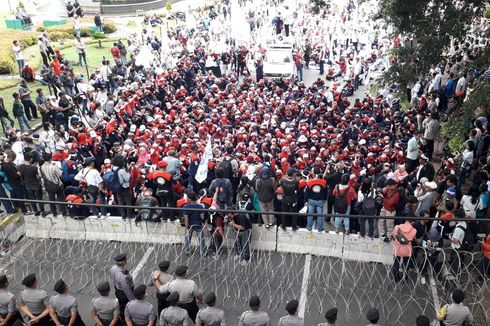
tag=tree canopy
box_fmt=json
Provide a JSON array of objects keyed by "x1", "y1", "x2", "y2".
[{"x1": 376, "y1": 0, "x2": 487, "y2": 89}]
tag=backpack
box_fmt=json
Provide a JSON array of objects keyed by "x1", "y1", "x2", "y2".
[
  {"x1": 395, "y1": 226, "x2": 409, "y2": 245},
  {"x1": 219, "y1": 158, "x2": 233, "y2": 180},
  {"x1": 362, "y1": 191, "x2": 376, "y2": 215},
  {"x1": 139, "y1": 196, "x2": 154, "y2": 221},
  {"x1": 334, "y1": 185, "x2": 348, "y2": 214},
  {"x1": 102, "y1": 168, "x2": 124, "y2": 193},
  {"x1": 456, "y1": 225, "x2": 475, "y2": 251},
  {"x1": 216, "y1": 179, "x2": 228, "y2": 204},
  {"x1": 238, "y1": 200, "x2": 251, "y2": 220}
]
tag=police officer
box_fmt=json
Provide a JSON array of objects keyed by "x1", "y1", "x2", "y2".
[
  {"x1": 195, "y1": 292, "x2": 226, "y2": 326},
  {"x1": 154, "y1": 265, "x2": 202, "y2": 323},
  {"x1": 318, "y1": 308, "x2": 338, "y2": 326},
  {"x1": 91, "y1": 281, "x2": 120, "y2": 326},
  {"x1": 0, "y1": 275, "x2": 23, "y2": 326},
  {"x1": 159, "y1": 292, "x2": 191, "y2": 326},
  {"x1": 109, "y1": 253, "x2": 134, "y2": 318},
  {"x1": 238, "y1": 295, "x2": 269, "y2": 326},
  {"x1": 49, "y1": 279, "x2": 85, "y2": 326},
  {"x1": 278, "y1": 299, "x2": 303, "y2": 326},
  {"x1": 150, "y1": 261, "x2": 174, "y2": 315},
  {"x1": 124, "y1": 285, "x2": 155, "y2": 326},
  {"x1": 18, "y1": 273, "x2": 53, "y2": 326}
]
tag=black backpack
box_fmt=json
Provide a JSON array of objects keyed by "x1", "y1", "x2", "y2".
[
  {"x1": 219, "y1": 159, "x2": 233, "y2": 180},
  {"x1": 216, "y1": 179, "x2": 228, "y2": 204},
  {"x1": 362, "y1": 191, "x2": 376, "y2": 215},
  {"x1": 138, "y1": 196, "x2": 155, "y2": 222},
  {"x1": 456, "y1": 225, "x2": 475, "y2": 251},
  {"x1": 334, "y1": 185, "x2": 348, "y2": 214}
]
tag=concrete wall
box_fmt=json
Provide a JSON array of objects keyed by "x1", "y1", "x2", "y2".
[{"x1": 22, "y1": 215, "x2": 393, "y2": 264}]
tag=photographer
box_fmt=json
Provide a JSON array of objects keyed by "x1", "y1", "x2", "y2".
[{"x1": 227, "y1": 201, "x2": 253, "y2": 266}]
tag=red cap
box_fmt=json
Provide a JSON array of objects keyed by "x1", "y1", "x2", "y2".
[{"x1": 157, "y1": 161, "x2": 168, "y2": 168}]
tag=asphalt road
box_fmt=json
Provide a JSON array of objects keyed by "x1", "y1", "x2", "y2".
[{"x1": 1, "y1": 236, "x2": 440, "y2": 326}]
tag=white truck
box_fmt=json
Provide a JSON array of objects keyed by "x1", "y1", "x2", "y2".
[{"x1": 263, "y1": 41, "x2": 294, "y2": 79}]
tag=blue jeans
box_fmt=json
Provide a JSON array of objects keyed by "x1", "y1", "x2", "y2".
[
  {"x1": 17, "y1": 59, "x2": 25, "y2": 75},
  {"x1": 234, "y1": 229, "x2": 251, "y2": 261},
  {"x1": 96, "y1": 25, "x2": 104, "y2": 32},
  {"x1": 296, "y1": 64, "x2": 303, "y2": 81},
  {"x1": 334, "y1": 206, "x2": 351, "y2": 231},
  {"x1": 458, "y1": 166, "x2": 470, "y2": 187},
  {"x1": 0, "y1": 185, "x2": 15, "y2": 214},
  {"x1": 184, "y1": 225, "x2": 205, "y2": 256},
  {"x1": 307, "y1": 199, "x2": 324, "y2": 231},
  {"x1": 16, "y1": 114, "x2": 31, "y2": 132}
]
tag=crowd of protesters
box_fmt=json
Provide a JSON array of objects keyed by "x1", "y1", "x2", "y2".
[{"x1": 0, "y1": 0, "x2": 489, "y2": 281}]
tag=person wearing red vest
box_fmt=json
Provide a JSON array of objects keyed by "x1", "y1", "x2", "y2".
[
  {"x1": 305, "y1": 167, "x2": 327, "y2": 232},
  {"x1": 332, "y1": 174, "x2": 358, "y2": 235},
  {"x1": 148, "y1": 161, "x2": 175, "y2": 221}
]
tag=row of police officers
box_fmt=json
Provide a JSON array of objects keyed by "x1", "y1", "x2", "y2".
[{"x1": 0, "y1": 253, "x2": 315, "y2": 326}]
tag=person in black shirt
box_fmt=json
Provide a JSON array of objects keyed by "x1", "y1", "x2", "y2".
[
  {"x1": 280, "y1": 168, "x2": 299, "y2": 230},
  {"x1": 1, "y1": 151, "x2": 28, "y2": 213},
  {"x1": 325, "y1": 163, "x2": 344, "y2": 216},
  {"x1": 228, "y1": 201, "x2": 252, "y2": 266},
  {"x1": 19, "y1": 152, "x2": 44, "y2": 216}
]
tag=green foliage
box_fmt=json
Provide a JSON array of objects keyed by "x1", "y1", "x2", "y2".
[
  {"x1": 376, "y1": 0, "x2": 487, "y2": 89},
  {"x1": 368, "y1": 82, "x2": 382, "y2": 95},
  {"x1": 441, "y1": 83, "x2": 490, "y2": 151},
  {"x1": 0, "y1": 30, "x2": 38, "y2": 74},
  {"x1": 102, "y1": 22, "x2": 117, "y2": 34},
  {"x1": 166, "y1": 1, "x2": 173, "y2": 12},
  {"x1": 310, "y1": 0, "x2": 328, "y2": 14},
  {"x1": 92, "y1": 32, "x2": 107, "y2": 39},
  {"x1": 486, "y1": 4, "x2": 490, "y2": 19}
]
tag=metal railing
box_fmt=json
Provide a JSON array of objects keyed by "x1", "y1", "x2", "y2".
[{"x1": 1, "y1": 197, "x2": 490, "y2": 223}]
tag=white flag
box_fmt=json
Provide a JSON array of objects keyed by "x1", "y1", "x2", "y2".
[{"x1": 195, "y1": 138, "x2": 212, "y2": 184}]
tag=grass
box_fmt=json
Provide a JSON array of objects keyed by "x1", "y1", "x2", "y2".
[
  {"x1": 0, "y1": 81, "x2": 50, "y2": 130},
  {"x1": 60, "y1": 40, "x2": 114, "y2": 75},
  {"x1": 0, "y1": 40, "x2": 114, "y2": 132}
]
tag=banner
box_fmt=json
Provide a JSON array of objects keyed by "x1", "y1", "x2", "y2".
[{"x1": 195, "y1": 138, "x2": 212, "y2": 184}]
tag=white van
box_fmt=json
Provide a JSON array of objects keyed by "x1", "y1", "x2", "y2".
[{"x1": 263, "y1": 42, "x2": 294, "y2": 79}]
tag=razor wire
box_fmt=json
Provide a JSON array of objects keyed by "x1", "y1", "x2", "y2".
[{"x1": 0, "y1": 216, "x2": 488, "y2": 326}]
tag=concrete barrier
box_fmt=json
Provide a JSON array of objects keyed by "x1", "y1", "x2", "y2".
[
  {"x1": 277, "y1": 228, "x2": 343, "y2": 257},
  {"x1": 22, "y1": 216, "x2": 394, "y2": 264},
  {"x1": 0, "y1": 213, "x2": 25, "y2": 244},
  {"x1": 343, "y1": 235, "x2": 393, "y2": 264}
]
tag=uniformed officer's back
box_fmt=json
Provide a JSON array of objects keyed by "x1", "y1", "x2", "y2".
[
  {"x1": 318, "y1": 307, "x2": 338, "y2": 326},
  {"x1": 239, "y1": 295, "x2": 269, "y2": 326},
  {"x1": 278, "y1": 300, "x2": 303, "y2": 326},
  {"x1": 195, "y1": 292, "x2": 226, "y2": 326},
  {"x1": 0, "y1": 275, "x2": 23, "y2": 326},
  {"x1": 159, "y1": 292, "x2": 191, "y2": 326},
  {"x1": 109, "y1": 253, "x2": 134, "y2": 318},
  {"x1": 18, "y1": 273, "x2": 52, "y2": 326},
  {"x1": 49, "y1": 279, "x2": 84, "y2": 326},
  {"x1": 125, "y1": 285, "x2": 155, "y2": 326},
  {"x1": 91, "y1": 281, "x2": 120, "y2": 326},
  {"x1": 155, "y1": 265, "x2": 202, "y2": 323}
]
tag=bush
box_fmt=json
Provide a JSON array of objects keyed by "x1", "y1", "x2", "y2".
[
  {"x1": 441, "y1": 83, "x2": 490, "y2": 152},
  {"x1": 0, "y1": 30, "x2": 39, "y2": 74},
  {"x1": 102, "y1": 21, "x2": 117, "y2": 34},
  {"x1": 92, "y1": 32, "x2": 107, "y2": 39},
  {"x1": 46, "y1": 31, "x2": 74, "y2": 42}
]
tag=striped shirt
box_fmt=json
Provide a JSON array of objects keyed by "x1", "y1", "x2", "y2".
[{"x1": 40, "y1": 162, "x2": 63, "y2": 185}]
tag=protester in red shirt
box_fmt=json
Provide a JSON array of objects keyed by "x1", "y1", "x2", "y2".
[{"x1": 378, "y1": 179, "x2": 400, "y2": 242}]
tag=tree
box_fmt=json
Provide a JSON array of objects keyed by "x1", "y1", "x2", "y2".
[{"x1": 376, "y1": 0, "x2": 487, "y2": 90}]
